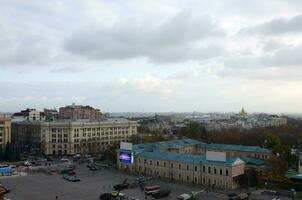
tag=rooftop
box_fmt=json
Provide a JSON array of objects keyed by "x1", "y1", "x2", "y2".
[
  {"x1": 12, "y1": 118, "x2": 138, "y2": 125},
  {"x1": 198, "y1": 143, "x2": 272, "y2": 154},
  {"x1": 132, "y1": 138, "x2": 203, "y2": 154},
  {"x1": 140, "y1": 151, "x2": 242, "y2": 166}
]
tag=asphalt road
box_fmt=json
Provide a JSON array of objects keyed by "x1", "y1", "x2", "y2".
[{"x1": 2, "y1": 163, "x2": 228, "y2": 200}]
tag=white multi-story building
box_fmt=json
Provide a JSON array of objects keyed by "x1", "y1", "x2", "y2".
[
  {"x1": 13, "y1": 109, "x2": 45, "y2": 121},
  {"x1": 12, "y1": 118, "x2": 138, "y2": 155}
]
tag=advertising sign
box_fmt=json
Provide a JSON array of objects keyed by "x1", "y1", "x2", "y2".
[{"x1": 119, "y1": 151, "x2": 134, "y2": 164}]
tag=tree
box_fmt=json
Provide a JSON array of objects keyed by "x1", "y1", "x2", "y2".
[
  {"x1": 263, "y1": 133, "x2": 281, "y2": 148},
  {"x1": 0, "y1": 145, "x2": 4, "y2": 161},
  {"x1": 3, "y1": 142, "x2": 12, "y2": 161},
  {"x1": 179, "y1": 122, "x2": 208, "y2": 141},
  {"x1": 267, "y1": 156, "x2": 288, "y2": 180},
  {"x1": 103, "y1": 144, "x2": 119, "y2": 163}
]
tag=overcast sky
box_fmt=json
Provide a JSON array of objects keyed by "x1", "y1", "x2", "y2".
[{"x1": 1, "y1": 0, "x2": 302, "y2": 113}]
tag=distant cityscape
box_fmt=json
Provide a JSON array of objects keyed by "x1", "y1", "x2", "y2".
[{"x1": 0, "y1": 104, "x2": 300, "y2": 199}]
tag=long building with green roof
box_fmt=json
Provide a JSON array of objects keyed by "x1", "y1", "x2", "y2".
[{"x1": 117, "y1": 138, "x2": 272, "y2": 189}]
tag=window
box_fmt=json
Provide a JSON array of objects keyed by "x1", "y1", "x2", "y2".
[
  {"x1": 226, "y1": 169, "x2": 229, "y2": 176},
  {"x1": 187, "y1": 165, "x2": 189, "y2": 170},
  {"x1": 208, "y1": 167, "x2": 211, "y2": 173},
  {"x1": 194, "y1": 177, "x2": 197, "y2": 183},
  {"x1": 195, "y1": 166, "x2": 197, "y2": 171},
  {"x1": 144, "y1": 159, "x2": 146, "y2": 164},
  {"x1": 220, "y1": 169, "x2": 222, "y2": 175},
  {"x1": 179, "y1": 164, "x2": 181, "y2": 169},
  {"x1": 164, "y1": 162, "x2": 166, "y2": 167},
  {"x1": 149, "y1": 160, "x2": 152, "y2": 165},
  {"x1": 203, "y1": 166, "x2": 205, "y2": 172},
  {"x1": 214, "y1": 168, "x2": 217, "y2": 174},
  {"x1": 171, "y1": 163, "x2": 173, "y2": 168},
  {"x1": 157, "y1": 161, "x2": 159, "y2": 166}
]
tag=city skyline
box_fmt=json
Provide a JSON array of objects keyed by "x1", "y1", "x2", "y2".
[{"x1": 1, "y1": 1, "x2": 302, "y2": 112}]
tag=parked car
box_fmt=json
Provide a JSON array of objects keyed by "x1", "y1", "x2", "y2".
[
  {"x1": 111, "y1": 191, "x2": 126, "y2": 200},
  {"x1": 63, "y1": 175, "x2": 80, "y2": 182},
  {"x1": 60, "y1": 158, "x2": 69, "y2": 162},
  {"x1": 151, "y1": 189, "x2": 171, "y2": 199},
  {"x1": 177, "y1": 193, "x2": 193, "y2": 200},
  {"x1": 89, "y1": 166, "x2": 99, "y2": 171},
  {"x1": 113, "y1": 183, "x2": 129, "y2": 190},
  {"x1": 100, "y1": 193, "x2": 111, "y2": 200},
  {"x1": 24, "y1": 160, "x2": 32, "y2": 166}
]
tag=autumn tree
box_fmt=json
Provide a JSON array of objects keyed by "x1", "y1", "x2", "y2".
[{"x1": 267, "y1": 156, "x2": 288, "y2": 180}]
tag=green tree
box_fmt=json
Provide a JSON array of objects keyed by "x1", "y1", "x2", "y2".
[
  {"x1": 267, "y1": 156, "x2": 288, "y2": 180},
  {"x1": 0, "y1": 145, "x2": 4, "y2": 161},
  {"x1": 263, "y1": 133, "x2": 281, "y2": 148},
  {"x1": 179, "y1": 122, "x2": 208, "y2": 141},
  {"x1": 3, "y1": 142, "x2": 12, "y2": 161}
]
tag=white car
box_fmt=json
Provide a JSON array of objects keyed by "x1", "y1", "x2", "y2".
[
  {"x1": 24, "y1": 161, "x2": 32, "y2": 166},
  {"x1": 60, "y1": 158, "x2": 69, "y2": 162}
]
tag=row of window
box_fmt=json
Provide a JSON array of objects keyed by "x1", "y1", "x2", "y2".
[{"x1": 140, "y1": 158, "x2": 229, "y2": 176}]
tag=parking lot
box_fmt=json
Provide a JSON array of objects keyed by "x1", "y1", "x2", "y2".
[{"x1": 1, "y1": 163, "x2": 229, "y2": 200}]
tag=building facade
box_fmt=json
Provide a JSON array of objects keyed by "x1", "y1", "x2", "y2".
[
  {"x1": 13, "y1": 109, "x2": 45, "y2": 121},
  {"x1": 117, "y1": 139, "x2": 272, "y2": 189},
  {"x1": 12, "y1": 118, "x2": 138, "y2": 155},
  {"x1": 0, "y1": 115, "x2": 11, "y2": 147},
  {"x1": 59, "y1": 104, "x2": 102, "y2": 120}
]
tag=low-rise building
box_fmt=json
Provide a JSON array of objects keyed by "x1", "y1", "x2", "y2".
[
  {"x1": 117, "y1": 139, "x2": 272, "y2": 189},
  {"x1": 12, "y1": 118, "x2": 138, "y2": 155}
]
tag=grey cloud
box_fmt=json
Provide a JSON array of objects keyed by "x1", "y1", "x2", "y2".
[
  {"x1": 219, "y1": 44, "x2": 302, "y2": 80},
  {"x1": 262, "y1": 45, "x2": 302, "y2": 66},
  {"x1": 240, "y1": 15, "x2": 302, "y2": 35},
  {"x1": 64, "y1": 12, "x2": 226, "y2": 63}
]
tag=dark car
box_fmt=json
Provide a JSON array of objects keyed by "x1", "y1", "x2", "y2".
[
  {"x1": 100, "y1": 193, "x2": 111, "y2": 200},
  {"x1": 151, "y1": 189, "x2": 171, "y2": 199},
  {"x1": 228, "y1": 193, "x2": 239, "y2": 200},
  {"x1": 63, "y1": 175, "x2": 80, "y2": 182},
  {"x1": 113, "y1": 183, "x2": 129, "y2": 190},
  {"x1": 89, "y1": 166, "x2": 99, "y2": 171},
  {"x1": 87, "y1": 163, "x2": 94, "y2": 168}
]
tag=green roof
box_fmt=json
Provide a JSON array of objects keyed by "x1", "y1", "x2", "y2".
[
  {"x1": 132, "y1": 138, "x2": 203, "y2": 154},
  {"x1": 239, "y1": 154, "x2": 265, "y2": 166},
  {"x1": 285, "y1": 168, "x2": 298, "y2": 179},
  {"x1": 140, "y1": 151, "x2": 241, "y2": 166},
  {"x1": 198, "y1": 143, "x2": 272, "y2": 154}
]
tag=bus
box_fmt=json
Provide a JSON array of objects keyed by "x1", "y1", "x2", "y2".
[{"x1": 144, "y1": 185, "x2": 160, "y2": 195}]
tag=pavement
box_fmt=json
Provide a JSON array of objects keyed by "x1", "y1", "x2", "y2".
[{"x1": 1, "y1": 163, "x2": 230, "y2": 200}]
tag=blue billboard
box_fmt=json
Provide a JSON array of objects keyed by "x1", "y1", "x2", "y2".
[{"x1": 119, "y1": 151, "x2": 134, "y2": 164}]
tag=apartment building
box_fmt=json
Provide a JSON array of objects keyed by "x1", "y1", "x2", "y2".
[
  {"x1": 117, "y1": 139, "x2": 272, "y2": 189},
  {"x1": 13, "y1": 109, "x2": 45, "y2": 121},
  {"x1": 12, "y1": 118, "x2": 138, "y2": 155},
  {"x1": 59, "y1": 103, "x2": 102, "y2": 120},
  {"x1": 0, "y1": 115, "x2": 11, "y2": 147}
]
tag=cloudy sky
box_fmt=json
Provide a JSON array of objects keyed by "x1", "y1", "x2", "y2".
[{"x1": 1, "y1": 0, "x2": 302, "y2": 113}]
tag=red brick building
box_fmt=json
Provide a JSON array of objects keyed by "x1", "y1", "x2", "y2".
[{"x1": 59, "y1": 103, "x2": 102, "y2": 120}]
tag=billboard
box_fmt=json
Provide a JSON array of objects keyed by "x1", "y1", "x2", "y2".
[
  {"x1": 119, "y1": 151, "x2": 134, "y2": 164},
  {"x1": 120, "y1": 142, "x2": 133, "y2": 151},
  {"x1": 206, "y1": 151, "x2": 226, "y2": 162}
]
